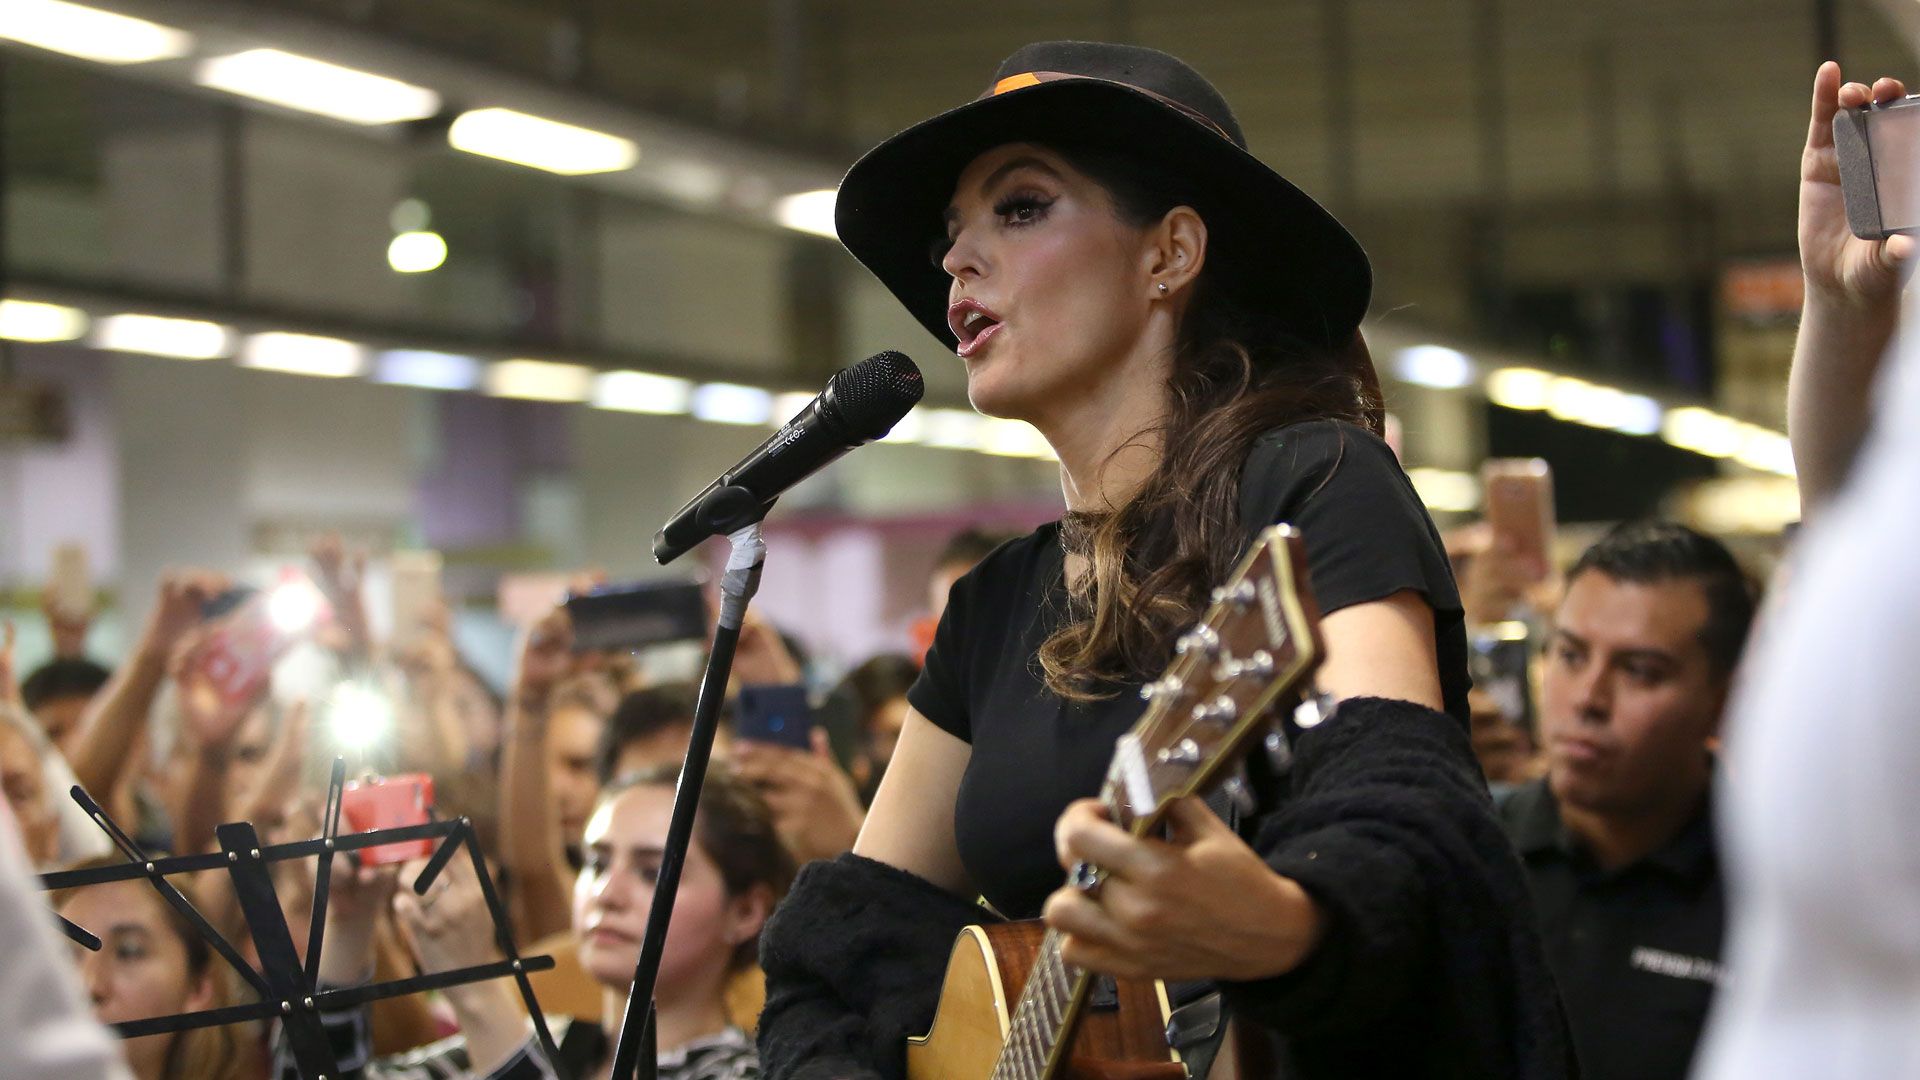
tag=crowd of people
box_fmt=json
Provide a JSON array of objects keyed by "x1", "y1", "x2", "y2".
[
  {"x1": 0, "y1": 523, "x2": 1005, "y2": 1080},
  {"x1": 0, "y1": 46, "x2": 1914, "y2": 1080}
]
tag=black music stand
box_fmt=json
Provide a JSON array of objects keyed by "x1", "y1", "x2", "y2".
[{"x1": 41, "y1": 757, "x2": 563, "y2": 1080}]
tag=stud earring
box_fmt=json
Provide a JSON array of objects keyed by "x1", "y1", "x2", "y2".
[{"x1": 1156, "y1": 282, "x2": 1169, "y2": 294}]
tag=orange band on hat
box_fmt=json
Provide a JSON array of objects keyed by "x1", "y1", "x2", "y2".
[
  {"x1": 992, "y1": 72, "x2": 1043, "y2": 95},
  {"x1": 978, "y1": 70, "x2": 1236, "y2": 144}
]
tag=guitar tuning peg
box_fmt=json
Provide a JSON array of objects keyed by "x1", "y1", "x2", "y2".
[
  {"x1": 1293, "y1": 692, "x2": 1336, "y2": 730},
  {"x1": 1215, "y1": 649, "x2": 1276, "y2": 683},
  {"x1": 1209, "y1": 580, "x2": 1257, "y2": 608},
  {"x1": 1139, "y1": 675, "x2": 1185, "y2": 702},
  {"x1": 1190, "y1": 695, "x2": 1238, "y2": 727},
  {"x1": 1174, "y1": 625, "x2": 1221, "y2": 658},
  {"x1": 1220, "y1": 774, "x2": 1256, "y2": 817},
  {"x1": 1263, "y1": 729, "x2": 1294, "y2": 774},
  {"x1": 1155, "y1": 738, "x2": 1204, "y2": 767}
]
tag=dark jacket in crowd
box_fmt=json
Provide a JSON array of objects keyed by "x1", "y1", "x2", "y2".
[{"x1": 1500, "y1": 777, "x2": 1723, "y2": 1080}]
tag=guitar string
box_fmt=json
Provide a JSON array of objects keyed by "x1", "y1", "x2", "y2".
[{"x1": 1000, "y1": 554, "x2": 1296, "y2": 1079}]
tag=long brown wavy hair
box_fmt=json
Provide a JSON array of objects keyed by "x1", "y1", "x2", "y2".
[{"x1": 1034, "y1": 144, "x2": 1384, "y2": 700}]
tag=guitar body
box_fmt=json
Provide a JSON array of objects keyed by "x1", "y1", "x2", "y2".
[{"x1": 907, "y1": 921, "x2": 1188, "y2": 1080}]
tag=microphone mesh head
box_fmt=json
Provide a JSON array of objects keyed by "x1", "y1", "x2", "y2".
[{"x1": 830, "y1": 351, "x2": 925, "y2": 438}]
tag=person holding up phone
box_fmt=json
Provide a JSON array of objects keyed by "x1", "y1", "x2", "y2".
[
  {"x1": 1690, "y1": 60, "x2": 1920, "y2": 1080},
  {"x1": 65, "y1": 571, "x2": 229, "y2": 849},
  {"x1": 727, "y1": 613, "x2": 865, "y2": 866},
  {"x1": 1789, "y1": 62, "x2": 1914, "y2": 518}
]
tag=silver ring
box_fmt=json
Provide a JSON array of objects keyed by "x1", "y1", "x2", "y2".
[{"x1": 1071, "y1": 861, "x2": 1104, "y2": 899}]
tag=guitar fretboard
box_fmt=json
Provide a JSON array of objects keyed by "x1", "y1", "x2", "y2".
[{"x1": 989, "y1": 927, "x2": 1085, "y2": 1080}]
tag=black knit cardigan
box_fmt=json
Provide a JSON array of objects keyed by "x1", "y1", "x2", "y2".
[{"x1": 755, "y1": 696, "x2": 1579, "y2": 1080}]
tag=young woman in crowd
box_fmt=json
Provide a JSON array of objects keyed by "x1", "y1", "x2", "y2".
[
  {"x1": 828, "y1": 654, "x2": 920, "y2": 801},
  {"x1": 53, "y1": 858, "x2": 257, "y2": 1080},
  {"x1": 287, "y1": 763, "x2": 793, "y2": 1079},
  {"x1": 757, "y1": 41, "x2": 1574, "y2": 1078}
]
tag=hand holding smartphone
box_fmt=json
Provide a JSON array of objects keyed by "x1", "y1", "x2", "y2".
[
  {"x1": 340, "y1": 773, "x2": 436, "y2": 865},
  {"x1": 1835, "y1": 91, "x2": 1920, "y2": 240},
  {"x1": 734, "y1": 683, "x2": 815, "y2": 750},
  {"x1": 1481, "y1": 459, "x2": 1556, "y2": 587}
]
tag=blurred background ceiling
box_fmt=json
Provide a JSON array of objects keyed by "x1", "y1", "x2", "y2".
[{"x1": 1, "y1": 0, "x2": 1904, "y2": 558}]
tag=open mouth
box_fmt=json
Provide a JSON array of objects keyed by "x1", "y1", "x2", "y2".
[{"x1": 948, "y1": 301, "x2": 1003, "y2": 357}]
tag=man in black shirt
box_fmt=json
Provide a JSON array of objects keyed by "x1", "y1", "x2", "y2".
[{"x1": 1499, "y1": 522, "x2": 1757, "y2": 1080}]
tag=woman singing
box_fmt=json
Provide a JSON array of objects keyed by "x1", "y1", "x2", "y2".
[{"x1": 759, "y1": 41, "x2": 1573, "y2": 1079}]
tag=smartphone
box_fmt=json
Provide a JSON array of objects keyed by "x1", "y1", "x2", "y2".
[
  {"x1": 1469, "y1": 624, "x2": 1535, "y2": 736},
  {"x1": 734, "y1": 683, "x2": 814, "y2": 750},
  {"x1": 47, "y1": 542, "x2": 92, "y2": 620},
  {"x1": 388, "y1": 550, "x2": 443, "y2": 651},
  {"x1": 1835, "y1": 95, "x2": 1920, "y2": 240},
  {"x1": 339, "y1": 773, "x2": 436, "y2": 865},
  {"x1": 565, "y1": 579, "x2": 708, "y2": 652},
  {"x1": 195, "y1": 588, "x2": 278, "y2": 711},
  {"x1": 1481, "y1": 458, "x2": 1556, "y2": 586}
]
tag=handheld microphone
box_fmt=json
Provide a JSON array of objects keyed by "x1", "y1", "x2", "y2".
[{"x1": 652, "y1": 351, "x2": 924, "y2": 564}]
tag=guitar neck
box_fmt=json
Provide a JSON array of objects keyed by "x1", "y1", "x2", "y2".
[
  {"x1": 987, "y1": 526, "x2": 1324, "y2": 1080},
  {"x1": 990, "y1": 927, "x2": 1092, "y2": 1080}
]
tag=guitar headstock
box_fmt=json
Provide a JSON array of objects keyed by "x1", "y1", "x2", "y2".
[{"x1": 1102, "y1": 525, "x2": 1324, "y2": 833}]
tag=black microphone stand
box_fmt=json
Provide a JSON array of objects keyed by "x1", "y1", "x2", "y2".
[{"x1": 608, "y1": 515, "x2": 767, "y2": 1080}]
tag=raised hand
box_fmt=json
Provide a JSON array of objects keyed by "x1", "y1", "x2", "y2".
[
  {"x1": 1791, "y1": 62, "x2": 1916, "y2": 514},
  {"x1": 732, "y1": 610, "x2": 804, "y2": 687},
  {"x1": 0, "y1": 621, "x2": 19, "y2": 707},
  {"x1": 171, "y1": 620, "x2": 272, "y2": 751},
  {"x1": 309, "y1": 533, "x2": 371, "y2": 659},
  {"x1": 392, "y1": 853, "x2": 502, "y2": 975},
  {"x1": 731, "y1": 727, "x2": 865, "y2": 863},
  {"x1": 1801, "y1": 62, "x2": 1914, "y2": 305},
  {"x1": 135, "y1": 570, "x2": 228, "y2": 669},
  {"x1": 511, "y1": 605, "x2": 576, "y2": 711}
]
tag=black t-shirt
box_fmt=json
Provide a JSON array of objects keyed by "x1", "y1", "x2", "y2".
[
  {"x1": 1498, "y1": 778, "x2": 1725, "y2": 1080},
  {"x1": 906, "y1": 420, "x2": 1468, "y2": 918}
]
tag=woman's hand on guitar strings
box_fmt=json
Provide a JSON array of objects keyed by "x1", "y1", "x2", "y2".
[{"x1": 1044, "y1": 796, "x2": 1324, "y2": 983}]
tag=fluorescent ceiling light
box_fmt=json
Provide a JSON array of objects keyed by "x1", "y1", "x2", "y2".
[
  {"x1": 242, "y1": 332, "x2": 366, "y2": 378},
  {"x1": 1689, "y1": 476, "x2": 1802, "y2": 534},
  {"x1": 1392, "y1": 345, "x2": 1475, "y2": 389},
  {"x1": 691, "y1": 382, "x2": 773, "y2": 425},
  {"x1": 978, "y1": 418, "x2": 1055, "y2": 459},
  {"x1": 593, "y1": 370, "x2": 693, "y2": 414},
  {"x1": 881, "y1": 407, "x2": 927, "y2": 444},
  {"x1": 448, "y1": 108, "x2": 637, "y2": 175},
  {"x1": 1609, "y1": 394, "x2": 1664, "y2": 436},
  {"x1": 648, "y1": 159, "x2": 731, "y2": 207},
  {"x1": 1485, "y1": 367, "x2": 1553, "y2": 410},
  {"x1": 774, "y1": 189, "x2": 839, "y2": 239},
  {"x1": 375, "y1": 350, "x2": 479, "y2": 391},
  {"x1": 0, "y1": 0, "x2": 192, "y2": 65},
  {"x1": 387, "y1": 231, "x2": 448, "y2": 273},
  {"x1": 1661, "y1": 407, "x2": 1743, "y2": 458},
  {"x1": 918, "y1": 408, "x2": 983, "y2": 450},
  {"x1": 93, "y1": 314, "x2": 231, "y2": 359},
  {"x1": 771, "y1": 392, "x2": 817, "y2": 426},
  {"x1": 0, "y1": 299, "x2": 88, "y2": 342},
  {"x1": 1407, "y1": 468, "x2": 1481, "y2": 513},
  {"x1": 1734, "y1": 426, "x2": 1796, "y2": 477},
  {"x1": 485, "y1": 359, "x2": 593, "y2": 402},
  {"x1": 196, "y1": 49, "x2": 442, "y2": 126}
]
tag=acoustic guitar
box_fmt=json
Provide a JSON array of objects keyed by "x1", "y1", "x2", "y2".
[{"x1": 905, "y1": 525, "x2": 1328, "y2": 1080}]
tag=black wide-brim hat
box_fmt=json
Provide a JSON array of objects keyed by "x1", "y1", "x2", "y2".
[{"x1": 834, "y1": 41, "x2": 1371, "y2": 352}]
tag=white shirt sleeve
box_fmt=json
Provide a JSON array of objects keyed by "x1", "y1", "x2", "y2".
[
  {"x1": 1693, "y1": 320, "x2": 1920, "y2": 1078},
  {"x1": 0, "y1": 800, "x2": 136, "y2": 1080}
]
